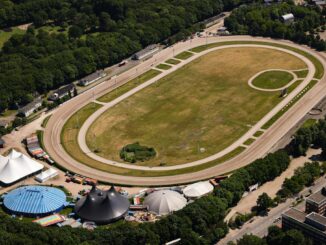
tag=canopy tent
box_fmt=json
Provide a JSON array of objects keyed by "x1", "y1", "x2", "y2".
[
  {"x1": 3, "y1": 185, "x2": 67, "y2": 217},
  {"x1": 144, "y1": 190, "x2": 187, "y2": 215},
  {"x1": 0, "y1": 149, "x2": 44, "y2": 185},
  {"x1": 35, "y1": 168, "x2": 58, "y2": 183},
  {"x1": 183, "y1": 181, "x2": 214, "y2": 199},
  {"x1": 74, "y1": 186, "x2": 130, "y2": 224}
]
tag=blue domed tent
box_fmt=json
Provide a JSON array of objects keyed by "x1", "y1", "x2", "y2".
[{"x1": 3, "y1": 185, "x2": 67, "y2": 217}]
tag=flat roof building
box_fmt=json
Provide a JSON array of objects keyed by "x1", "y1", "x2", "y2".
[
  {"x1": 306, "y1": 187, "x2": 326, "y2": 215},
  {"x1": 78, "y1": 71, "x2": 106, "y2": 86},
  {"x1": 282, "y1": 208, "x2": 326, "y2": 244},
  {"x1": 133, "y1": 45, "x2": 159, "y2": 60}
]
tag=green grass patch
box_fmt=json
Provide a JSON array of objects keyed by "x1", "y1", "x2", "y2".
[
  {"x1": 294, "y1": 69, "x2": 308, "y2": 78},
  {"x1": 0, "y1": 28, "x2": 25, "y2": 48},
  {"x1": 175, "y1": 51, "x2": 193, "y2": 60},
  {"x1": 41, "y1": 115, "x2": 52, "y2": 128},
  {"x1": 0, "y1": 109, "x2": 17, "y2": 117},
  {"x1": 165, "y1": 59, "x2": 181, "y2": 65},
  {"x1": 37, "y1": 130, "x2": 45, "y2": 149},
  {"x1": 190, "y1": 41, "x2": 324, "y2": 79},
  {"x1": 252, "y1": 70, "x2": 294, "y2": 89},
  {"x1": 253, "y1": 131, "x2": 264, "y2": 137},
  {"x1": 302, "y1": 118, "x2": 317, "y2": 128},
  {"x1": 156, "y1": 64, "x2": 172, "y2": 70},
  {"x1": 97, "y1": 69, "x2": 161, "y2": 103},
  {"x1": 243, "y1": 138, "x2": 255, "y2": 146},
  {"x1": 262, "y1": 79, "x2": 318, "y2": 129}
]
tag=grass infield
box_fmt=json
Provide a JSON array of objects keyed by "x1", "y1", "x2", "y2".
[
  {"x1": 252, "y1": 70, "x2": 294, "y2": 89},
  {"x1": 58, "y1": 41, "x2": 322, "y2": 178},
  {"x1": 87, "y1": 47, "x2": 305, "y2": 166}
]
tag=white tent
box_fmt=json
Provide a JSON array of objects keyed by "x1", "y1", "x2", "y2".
[
  {"x1": 183, "y1": 181, "x2": 214, "y2": 199},
  {"x1": 0, "y1": 149, "x2": 44, "y2": 185},
  {"x1": 35, "y1": 168, "x2": 58, "y2": 183},
  {"x1": 144, "y1": 190, "x2": 187, "y2": 215}
]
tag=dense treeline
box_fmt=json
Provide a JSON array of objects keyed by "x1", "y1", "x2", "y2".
[
  {"x1": 0, "y1": 150, "x2": 290, "y2": 244},
  {"x1": 230, "y1": 226, "x2": 312, "y2": 245},
  {"x1": 287, "y1": 117, "x2": 326, "y2": 157},
  {"x1": 277, "y1": 161, "x2": 324, "y2": 198},
  {"x1": 0, "y1": 0, "x2": 248, "y2": 112},
  {"x1": 225, "y1": 2, "x2": 326, "y2": 50}
]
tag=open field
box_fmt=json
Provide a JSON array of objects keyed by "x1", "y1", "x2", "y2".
[
  {"x1": 0, "y1": 28, "x2": 25, "y2": 48},
  {"x1": 252, "y1": 70, "x2": 294, "y2": 89},
  {"x1": 60, "y1": 101, "x2": 247, "y2": 176},
  {"x1": 97, "y1": 69, "x2": 161, "y2": 103},
  {"x1": 86, "y1": 47, "x2": 306, "y2": 166},
  {"x1": 190, "y1": 41, "x2": 324, "y2": 79}
]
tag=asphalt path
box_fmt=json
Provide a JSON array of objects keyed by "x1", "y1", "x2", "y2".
[{"x1": 43, "y1": 36, "x2": 326, "y2": 186}]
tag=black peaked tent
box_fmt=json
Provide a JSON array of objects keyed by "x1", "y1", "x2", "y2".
[{"x1": 74, "y1": 186, "x2": 130, "y2": 224}]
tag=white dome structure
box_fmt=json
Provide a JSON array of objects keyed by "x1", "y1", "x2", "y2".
[
  {"x1": 144, "y1": 190, "x2": 187, "y2": 215},
  {"x1": 183, "y1": 181, "x2": 214, "y2": 199},
  {"x1": 0, "y1": 149, "x2": 44, "y2": 185}
]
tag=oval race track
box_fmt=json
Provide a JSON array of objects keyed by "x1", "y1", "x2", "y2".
[{"x1": 44, "y1": 36, "x2": 326, "y2": 186}]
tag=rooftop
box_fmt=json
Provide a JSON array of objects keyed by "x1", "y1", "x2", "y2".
[
  {"x1": 80, "y1": 71, "x2": 105, "y2": 82},
  {"x1": 283, "y1": 208, "x2": 306, "y2": 223},
  {"x1": 18, "y1": 98, "x2": 42, "y2": 113},
  {"x1": 307, "y1": 187, "x2": 326, "y2": 205},
  {"x1": 53, "y1": 83, "x2": 75, "y2": 96},
  {"x1": 306, "y1": 212, "x2": 326, "y2": 227}
]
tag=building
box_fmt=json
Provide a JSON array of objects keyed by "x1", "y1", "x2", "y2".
[
  {"x1": 78, "y1": 71, "x2": 106, "y2": 86},
  {"x1": 74, "y1": 186, "x2": 130, "y2": 224},
  {"x1": 35, "y1": 168, "x2": 59, "y2": 183},
  {"x1": 306, "y1": 187, "x2": 326, "y2": 215},
  {"x1": 133, "y1": 45, "x2": 159, "y2": 60},
  {"x1": 0, "y1": 149, "x2": 44, "y2": 185},
  {"x1": 3, "y1": 185, "x2": 67, "y2": 217},
  {"x1": 282, "y1": 208, "x2": 326, "y2": 244},
  {"x1": 144, "y1": 190, "x2": 187, "y2": 215},
  {"x1": 183, "y1": 181, "x2": 214, "y2": 199},
  {"x1": 0, "y1": 138, "x2": 4, "y2": 148},
  {"x1": 282, "y1": 13, "x2": 294, "y2": 24},
  {"x1": 18, "y1": 98, "x2": 42, "y2": 117},
  {"x1": 48, "y1": 84, "x2": 76, "y2": 101}
]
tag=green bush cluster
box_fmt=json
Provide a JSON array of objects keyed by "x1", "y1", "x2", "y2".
[{"x1": 120, "y1": 142, "x2": 156, "y2": 163}]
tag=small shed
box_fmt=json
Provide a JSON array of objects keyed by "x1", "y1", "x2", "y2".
[
  {"x1": 35, "y1": 168, "x2": 58, "y2": 183},
  {"x1": 282, "y1": 13, "x2": 294, "y2": 23}
]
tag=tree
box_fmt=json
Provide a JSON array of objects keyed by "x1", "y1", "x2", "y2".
[
  {"x1": 68, "y1": 25, "x2": 83, "y2": 39},
  {"x1": 237, "y1": 234, "x2": 267, "y2": 245},
  {"x1": 256, "y1": 193, "x2": 273, "y2": 212}
]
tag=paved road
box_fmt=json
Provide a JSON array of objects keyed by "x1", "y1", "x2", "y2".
[
  {"x1": 77, "y1": 44, "x2": 314, "y2": 171},
  {"x1": 43, "y1": 36, "x2": 326, "y2": 186},
  {"x1": 219, "y1": 170, "x2": 326, "y2": 244}
]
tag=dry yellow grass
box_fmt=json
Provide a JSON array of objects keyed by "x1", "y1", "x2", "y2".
[{"x1": 86, "y1": 47, "x2": 305, "y2": 167}]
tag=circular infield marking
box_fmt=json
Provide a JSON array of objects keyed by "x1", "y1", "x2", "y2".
[
  {"x1": 248, "y1": 69, "x2": 297, "y2": 91},
  {"x1": 76, "y1": 44, "x2": 314, "y2": 171}
]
